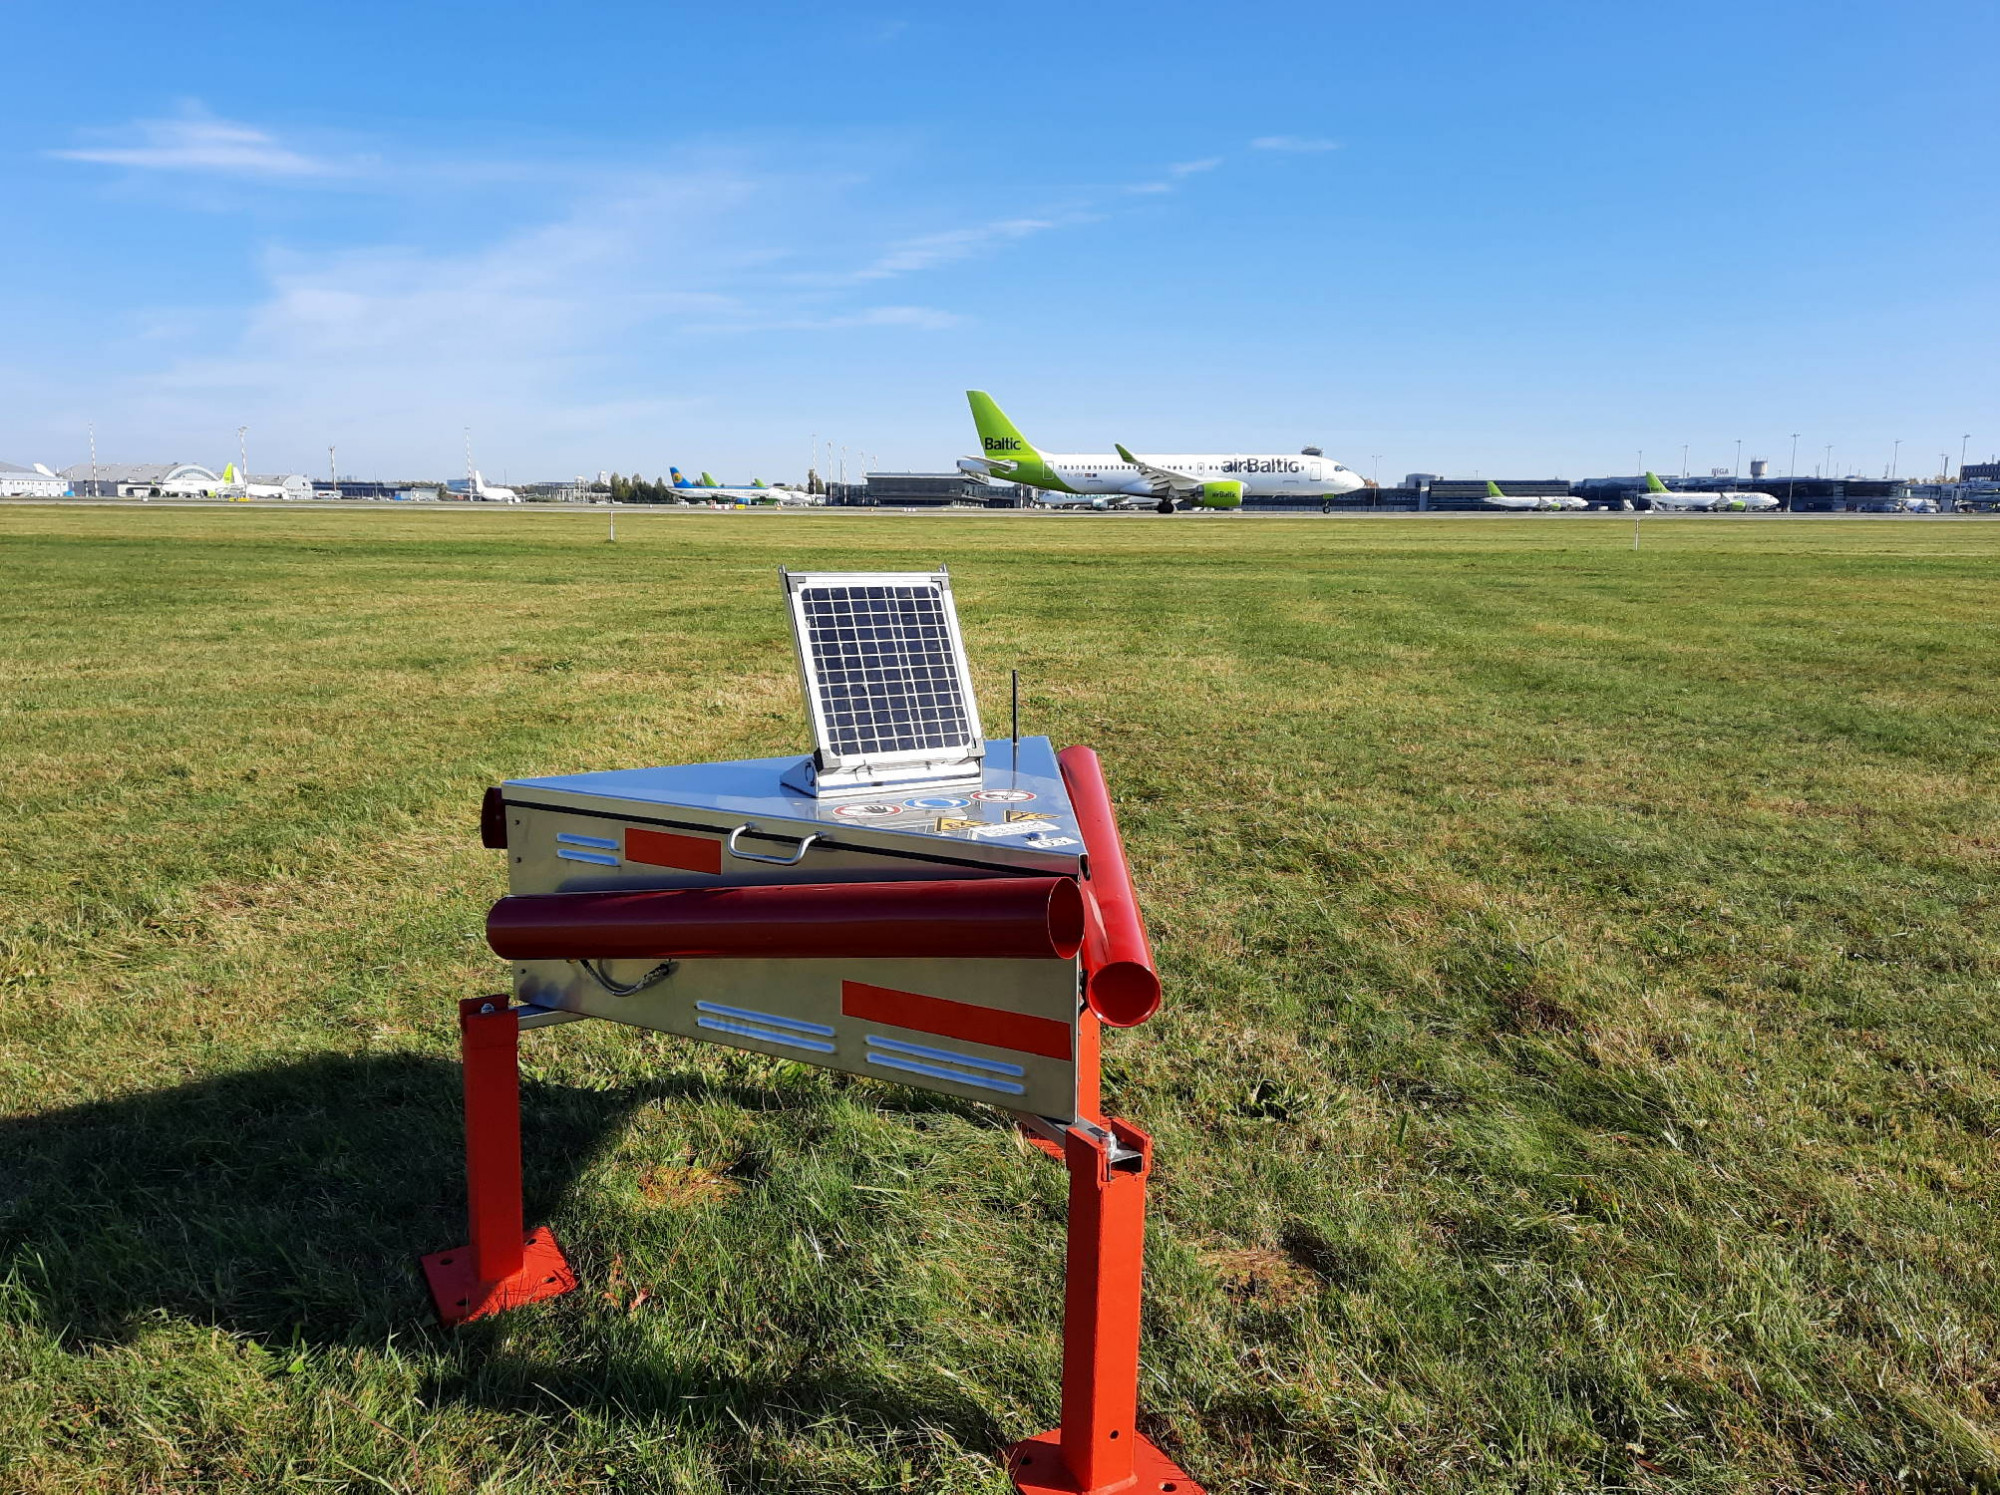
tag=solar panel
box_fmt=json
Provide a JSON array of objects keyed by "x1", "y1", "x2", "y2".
[{"x1": 780, "y1": 569, "x2": 985, "y2": 796}]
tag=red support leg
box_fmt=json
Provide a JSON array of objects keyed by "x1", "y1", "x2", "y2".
[
  {"x1": 1007, "y1": 1119, "x2": 1203, "y2": 1495},
  {"x1": 420, "y1": 997, "x2": 577, "y2": 1324}
]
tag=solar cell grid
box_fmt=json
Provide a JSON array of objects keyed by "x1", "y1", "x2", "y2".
[{"x1": 799, "y1": 584, "x2": 974, "y2": 759}]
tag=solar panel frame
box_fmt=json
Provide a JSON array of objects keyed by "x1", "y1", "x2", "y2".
[{"x1": 781, "y1": 569, "x2": 986, "y2": 791}]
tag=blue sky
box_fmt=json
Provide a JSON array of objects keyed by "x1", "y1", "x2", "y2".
[{"x1": 4, "y1": 1, "x2": 1994, "y2": 484}]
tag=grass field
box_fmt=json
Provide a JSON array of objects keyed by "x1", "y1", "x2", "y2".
[{"x1": 2, "y1": 505, "x2": 1997, "y2": 1494}]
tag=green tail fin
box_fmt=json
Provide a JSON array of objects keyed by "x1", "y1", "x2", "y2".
[
  {"x1": 701, "y1": 471, "x2": 718, "y2": 487},
  {"x1": 1644, "y1": 471, "x2": 1667, "y2": 493},
  {"x1": 1485, "y1": 480, "x2": 1504, "y2": 498},
  {"x1": 222, "y1": 463, "x2": 237, "y2": 483},
  {"x1": 967, "y1": 391, "x2": 1041, "y2": 462}
]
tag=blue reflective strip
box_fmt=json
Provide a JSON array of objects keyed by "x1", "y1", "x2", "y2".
[
  {"x1": 865, "y1": 1052, "x2": 1027, "y2": 1096},
  {"x1": 865, "y1": 1034, "x2": 1025, "y2": 1077},
  {"x1": 556, "y1": 833, "x2": 619, "y2": 849},
  {"x1": 694, "y1": 1001, "x2": 835, "y2": 1037},
  {"x1": 556, "y1": 849, "x2": 621, "y2": 865},
  {"x1": 696, "y1": 1016, "x2": 836, "y2": 1054}
]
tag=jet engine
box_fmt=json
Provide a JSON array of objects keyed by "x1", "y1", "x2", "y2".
[{"x1": 1195, "y1": 481, "x2": 1245, "y2": 509}]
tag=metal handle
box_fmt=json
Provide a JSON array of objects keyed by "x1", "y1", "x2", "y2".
[{"x1": 726, "y1": 823, "x2": 821, "y2": 866}]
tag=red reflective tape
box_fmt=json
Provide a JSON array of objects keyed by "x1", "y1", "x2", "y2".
[
  {"x1": 624, "y1": 828, "x2": 722, "y2": 874},
  {"x1": 841, "y1": 980, "x2": 1071, "y2": 1060}
]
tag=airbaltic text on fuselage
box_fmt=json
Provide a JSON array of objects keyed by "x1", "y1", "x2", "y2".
[
  {"x1": 1221, "y1": 458, "x2": 1303, "y2": 474},
  {"x1": 984, "y1": 437, "x2": 1025, "y2": 452}
]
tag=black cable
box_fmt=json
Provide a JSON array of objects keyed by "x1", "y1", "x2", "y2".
[{"x1": 577, "y1": 959, "x2": 677, "y2": 997}]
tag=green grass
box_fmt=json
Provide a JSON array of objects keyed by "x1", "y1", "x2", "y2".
[{"x1": 2, "y1": 505, "x2": 1998, "y2": 1493}]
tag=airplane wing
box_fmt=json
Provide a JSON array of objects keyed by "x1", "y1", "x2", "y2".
[
  {"x1": 1114, "y1": 444, "x2": 1199, "y2": 496},
  {"x1": 957, "y1": 455, "x2": 1019, "y2": 478}
]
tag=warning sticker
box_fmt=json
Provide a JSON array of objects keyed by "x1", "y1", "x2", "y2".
[
  {"x1": 1005, "y1": 809, "x2": 1055, "y2": 822},
  {"x1": 972, "y1": 788, "x2": 1037, "y2": 803},
  {"x1": 904, "y1": 795, "x2": 972, "y2": 810},
  {"x1": 937, "y1": 816, "x2": 986, "y2": 832},
  {"x1": 831, "y1": 802, "x2": 905, "y2": 819},
  {"x1": 946, "y1": 821, "x2": 1060, "y2": 840}
]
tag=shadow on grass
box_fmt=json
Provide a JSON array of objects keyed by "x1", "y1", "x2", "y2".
[
  {"x1": 0, "y1": 1052, "x2": 1012, "y2": 1455},
  {"x1": 0, "y1": 1052, "x2": 630, "y2": 1345}
]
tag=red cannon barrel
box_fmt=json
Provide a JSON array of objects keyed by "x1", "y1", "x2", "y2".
[
  {"x1": 1056, "y1": 745, "x2": 1162, "y2": 1027},
  {"x1": 488, "y1": 876, "x2": 1084, "y2": 963}
]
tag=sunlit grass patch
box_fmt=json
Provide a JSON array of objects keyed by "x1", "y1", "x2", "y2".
[{"x1": 1, "y1": 506, "x2": 1997, "y2": 1490}]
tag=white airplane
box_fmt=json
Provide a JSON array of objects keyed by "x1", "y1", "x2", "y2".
[
  {"x1": 470, "y1": 469, "x2": 520, "y2": 503},
  {"x1": 1643, "y1": 472, "x2": 1779, "y2": 511},
  {"x1": 957, "y1": 391, "x2": 1367, "y2": 512},
  {"x1": 669, "y1": 468, "x2": 814, "y2": 505},
  {"x1": 216, "y1": 464, "x2": 288, "y2": 501},
  {"x1": 1481, "y1": 480, "x2": 1586, "y2": 511}
]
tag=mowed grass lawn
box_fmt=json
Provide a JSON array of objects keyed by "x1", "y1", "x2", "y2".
[{"x1": 2, "y1": 506, "x2": 1997, "y2": 1494}]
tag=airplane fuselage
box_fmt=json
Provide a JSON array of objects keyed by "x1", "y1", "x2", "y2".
[
  {"x1": 963, "y1": 450, "x2": 1364, "y2": 497},
  {"x1": 1484, "y1": 493, "x2": 1586, "y2": 511},
  {"x1": 1649, "y1": 490, "x2": 1780, "y2": 512}
]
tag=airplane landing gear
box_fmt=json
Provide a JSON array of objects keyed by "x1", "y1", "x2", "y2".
[{"x1": 1156, "y1": 499, "x2": 1175, "y2": 515}]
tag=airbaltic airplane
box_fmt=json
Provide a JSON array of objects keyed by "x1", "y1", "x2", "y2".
[
  {"x1": 1482, "y1": 480, "x2": 1586, "y2": 511},
  {"x1": 217, "y1": 464, "x2": 289, "y2": 501},
  {"x1": 956, "y1": 391, "x2": 1366, "y2": 512},
  {"x1": 1643, "y1": 472, "x2": 1779, "y2": 512}
]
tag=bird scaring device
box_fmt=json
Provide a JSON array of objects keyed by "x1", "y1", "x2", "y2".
[{"x1": 421, "y1": 567, "x2": 1203, "y2": 1495}]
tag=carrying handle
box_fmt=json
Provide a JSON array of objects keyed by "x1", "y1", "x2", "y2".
[{"x1": 726, "y1": 823, "x2": 821, "y2": 866}]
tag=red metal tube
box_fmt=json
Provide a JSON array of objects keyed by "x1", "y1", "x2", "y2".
[
  {"x1": 487, "y1": 876, "x2": 1084, "y2": 963},
  {"x1": 1055, "y1": 746, "x2": 1161, "y2": 1028}
]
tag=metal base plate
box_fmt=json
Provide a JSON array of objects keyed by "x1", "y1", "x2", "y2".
[
  {"x1": 1005, "y1": 1431, "x2": 1206, "y2": 1495},
  {"x1": 420, "y1": 1226, "x2": 577, "y2": 1325}
]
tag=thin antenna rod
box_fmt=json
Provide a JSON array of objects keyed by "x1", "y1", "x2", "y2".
[{"x1": 1011, "y1": 669, "x2": 1019, "y2": 754}]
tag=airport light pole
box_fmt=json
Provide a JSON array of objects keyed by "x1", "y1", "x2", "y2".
[
  {"x1": 1680, "y1": 443, "x2": 1688, "y2": 478},
  {"x1": 88, "y1": 421, "x2": 97, "y2": 490},
  {"x1": 1824, "y1": 443, "x2": 1833, "y2": 480},
  {"x1": 1734, "y1": 438, "x2": 1741, "y2": 478},
  {"x1": 1891, "y1": 439, "x2": 1901, "y2": 480},
  {"x1": 1962, "y1": 434, "x2": 1972, "y2": 480},
  {"x1": 1371, "y1": 454, "x2": 1381, "y2": 486},
  {"x1": 238, "y1": 426, "x2": 249, "y2": 482},
  {"x1": 1788, "y1": 434, "x2": 1799, "y2": 509}
]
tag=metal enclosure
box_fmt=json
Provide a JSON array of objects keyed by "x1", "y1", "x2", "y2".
[{"x1": 495, "y1": 736, "x2": 1087, "y2": 1123}]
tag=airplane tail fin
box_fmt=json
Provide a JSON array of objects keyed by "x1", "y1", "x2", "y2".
[
  {"x1": 1485, "y1": 480, "x2": 1504, "y2": 498},
  {"x1": 967, "y1": 391, "x2": 1041, "y2": 462},
  {"x1": 222, "y1": 463, "x2": 237, "y2": 483},
  {"x1": 1643, "y1": 471, "x2": 1667, "y2": 493},
  {"x1": 700, "y1": 471, "x2": 718, "y2": 488},
  {"x1": 670, "y1": 468, "x2": 689, "y2": 486}
]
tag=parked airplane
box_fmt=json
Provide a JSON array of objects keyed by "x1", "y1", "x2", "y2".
[
  {"x1": 469, "y1": 470, "x2": 520, "y2": 503},
  {"x1": 1482, "y1": 480, "x2": 1586, "y2": 512},
  {"x1": 956, "y1": 391, "x2": 1367, "y2": 512},
  {"x1": 669, "y1": 467, "x2": 812, "y2": 504},
  {"x1": 1643, "y1": 472, "x2": 1779, "y2": 511},
  {"x1": 217, "y1": 464, "x2": 288, "y2": 501}
]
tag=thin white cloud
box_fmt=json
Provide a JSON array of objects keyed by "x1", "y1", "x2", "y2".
[
  {"x1": 850, "y1": 217, "x2": 1056, "y2": 280},
  {"x1": 697, "y1": 304, "x2": 963, "y2": 334},
  {"x1": 52, "y1": 106, "x2": 352, "y2": 178},
  {"x1": 1126, "y1": 155, "x2": 1225, "y2": 194},
  {"x1": 1251, "y1": 135, "x2": 1341, "y2": 153}
]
